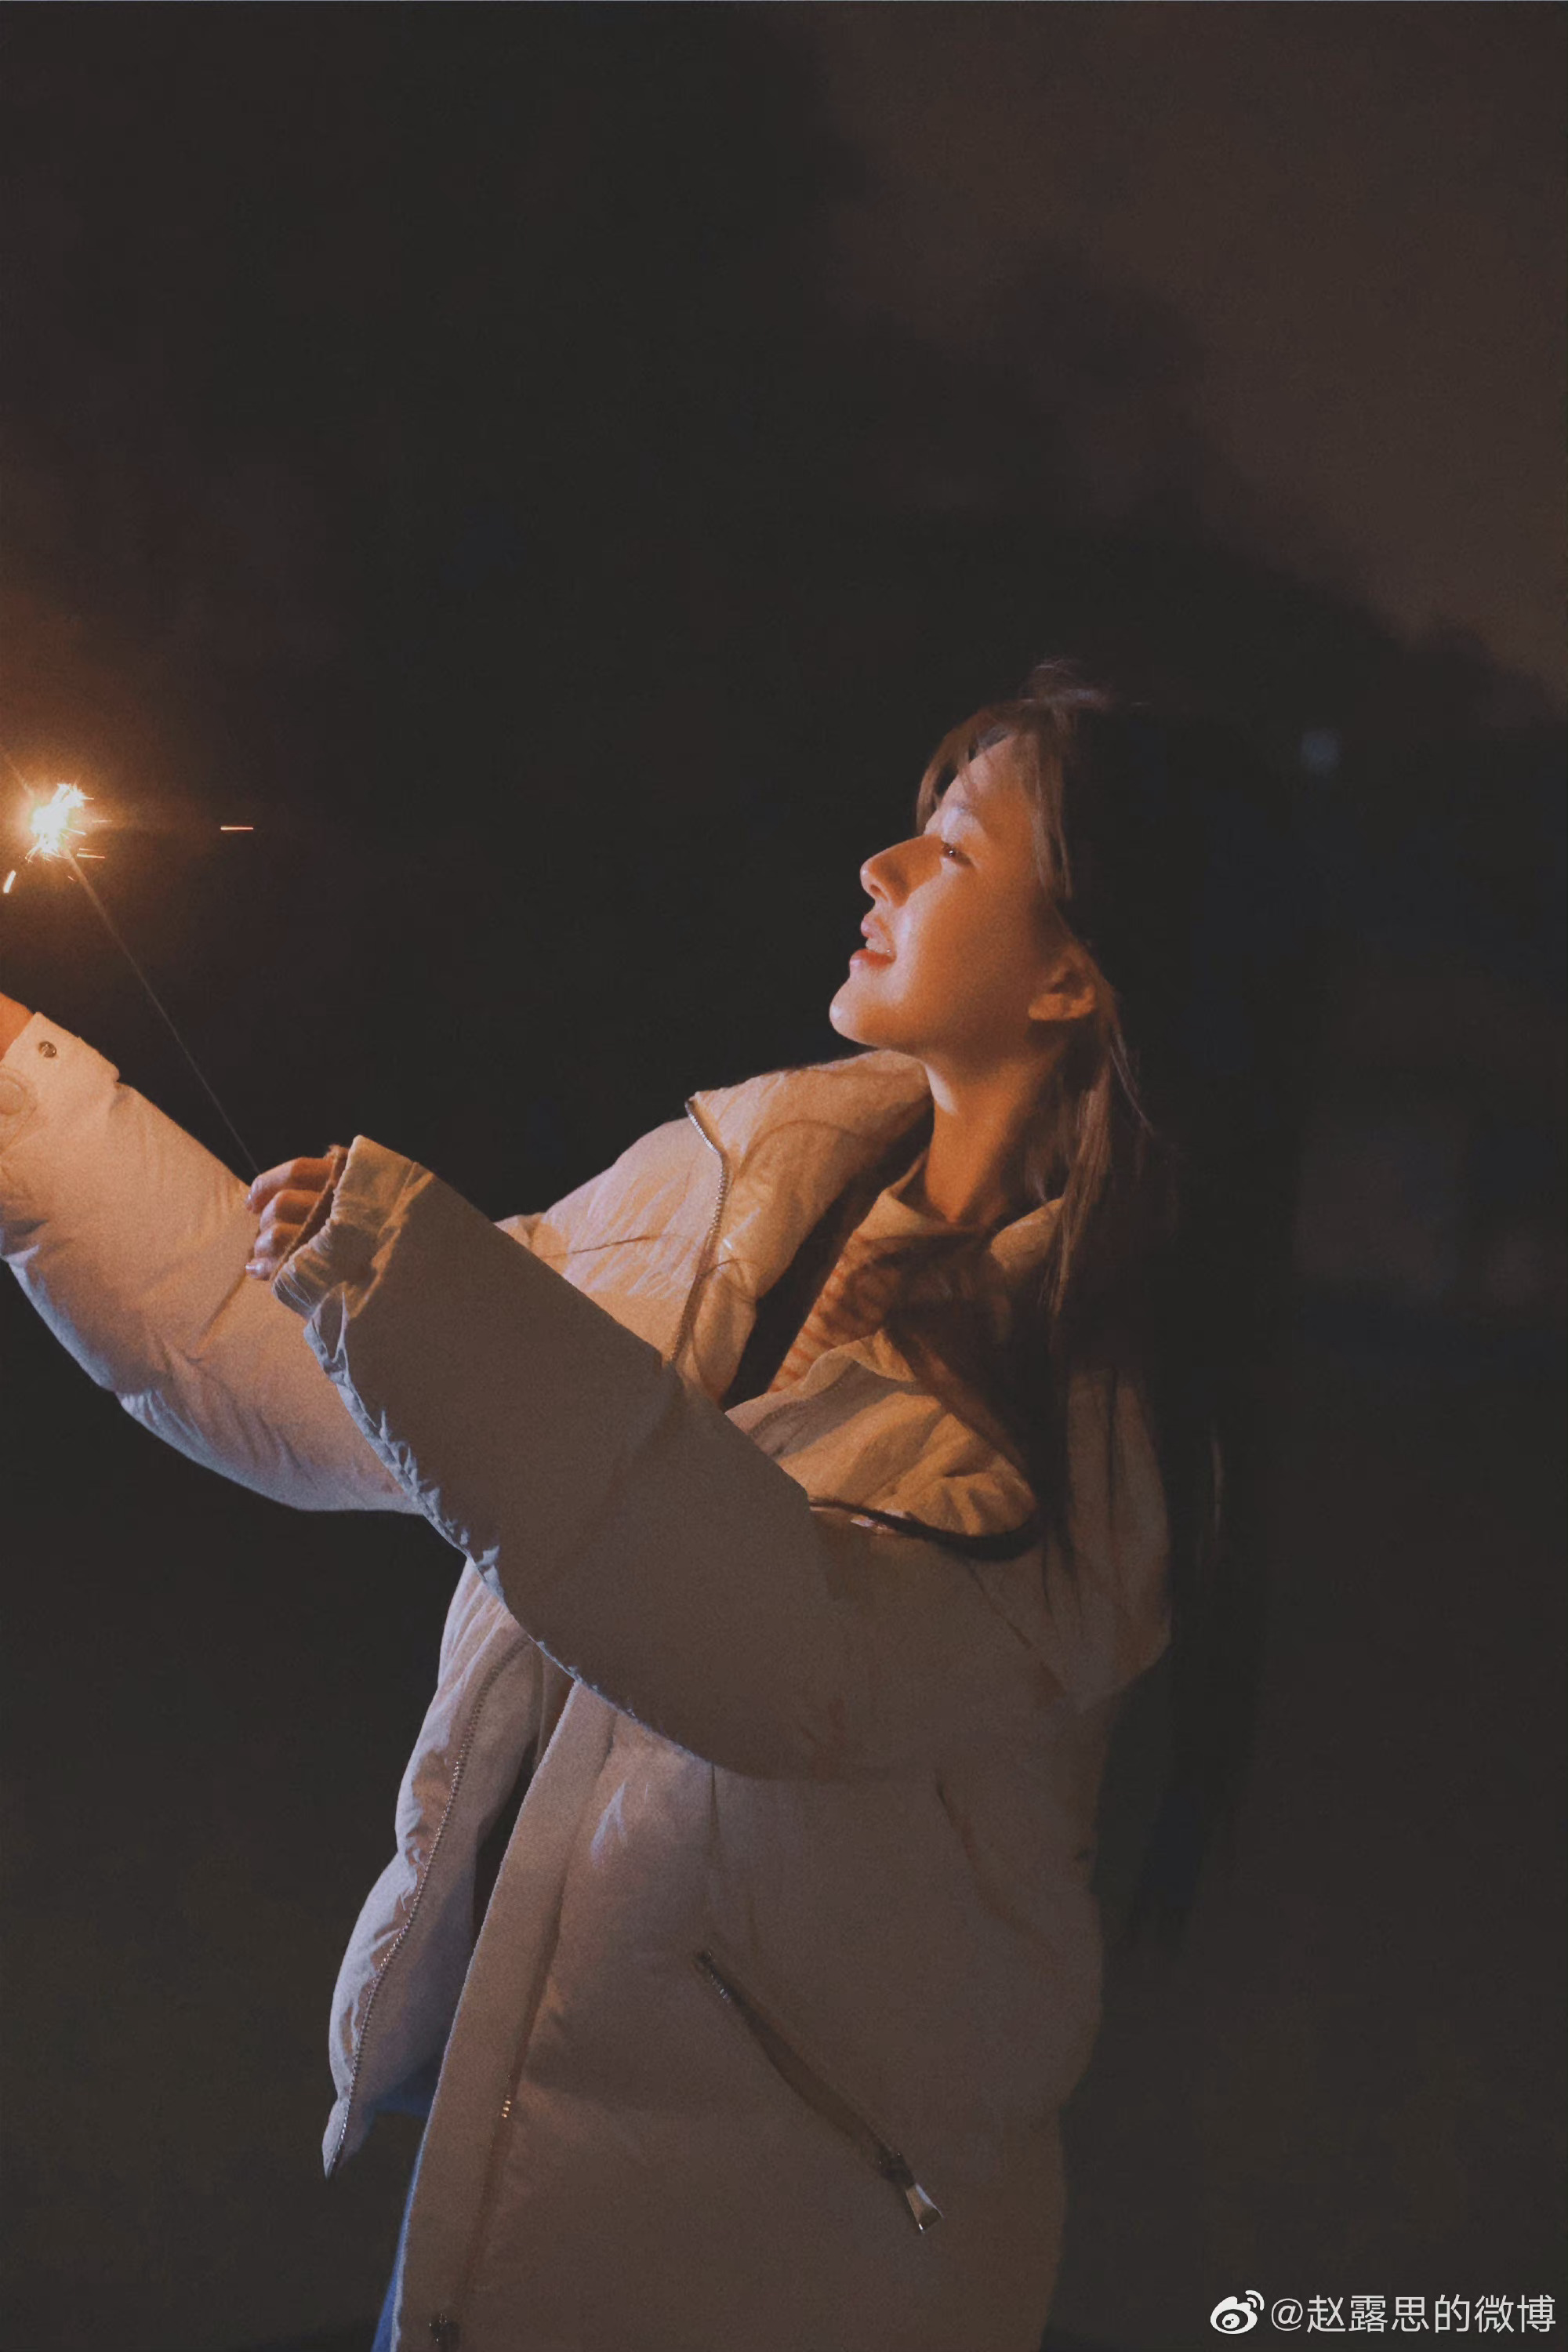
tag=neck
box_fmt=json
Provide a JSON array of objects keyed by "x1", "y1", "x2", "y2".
[{"x1": 915, "y1": 1054, "x2": 1059, "y2": 1228}]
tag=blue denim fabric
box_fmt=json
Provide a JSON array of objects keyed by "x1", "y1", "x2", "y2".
[{"x1": 370, "y1": 2141, "x2": 423, "y2": 2352}]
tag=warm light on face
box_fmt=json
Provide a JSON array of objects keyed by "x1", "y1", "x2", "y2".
[
  {"x1": 27, "y1": 783, "x2": 89, "y2": 861},
  {"x1": 828, "y1": 742, "x2": 1073, "y2": 1077}
]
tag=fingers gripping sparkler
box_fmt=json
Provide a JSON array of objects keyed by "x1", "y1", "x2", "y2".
[{"x1": 6, "y1": 778, "x2": 261, "y2": 1179}]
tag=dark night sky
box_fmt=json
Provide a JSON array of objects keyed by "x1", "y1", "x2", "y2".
[{"x1": 795, "y1": 4, "x2": 1566, "y2": 706}]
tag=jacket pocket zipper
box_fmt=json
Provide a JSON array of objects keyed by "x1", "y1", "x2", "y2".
[{"x1": 694, "y1": 1949, "x2": 942, "y2": 2233}]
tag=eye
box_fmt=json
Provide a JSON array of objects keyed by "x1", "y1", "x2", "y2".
[{"x1": 938, "y1": 838, "x2": 965, "y2": 863}]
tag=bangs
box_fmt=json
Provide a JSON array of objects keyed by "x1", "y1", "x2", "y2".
[{"x1": 913, "y1": 701, "x2": 1074, "y2": 899}]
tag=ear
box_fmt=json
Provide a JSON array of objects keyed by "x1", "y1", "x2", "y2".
[{"x1": 1026, "y1": 946, "x2": 1099, "y2": 1029}]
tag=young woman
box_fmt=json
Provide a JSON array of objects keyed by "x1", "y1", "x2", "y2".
[{"x1": 0, "y1": 659, "x2": 1290, "y2": 2352}]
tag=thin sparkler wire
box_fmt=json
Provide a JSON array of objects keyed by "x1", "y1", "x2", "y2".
[
  {"x1": 64, "y1": 850, "x2": 260, "y2": 1179},
  {"x1": 0, "y1": 731, "x2": 259, "y2": 1176}
]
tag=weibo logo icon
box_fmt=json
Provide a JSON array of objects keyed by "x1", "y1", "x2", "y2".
[{"x1": 1210, "y1": 2292, "x2": 1265, "y2": 2334}]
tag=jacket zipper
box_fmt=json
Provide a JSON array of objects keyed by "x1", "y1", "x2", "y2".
[
  {"x1": 327, "y1": 1637, "x2": 526, "y2": 2176},
  {"x1": 670, "y1": 1098, "x2": 731, "y2": 1376},
  {"x1": 694, "y1": 1949, "x2": 943, "y2": 2233}
]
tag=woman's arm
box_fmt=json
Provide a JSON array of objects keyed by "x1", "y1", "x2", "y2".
[
  {"x1": 274, "y1": 1139, "x2": 1145, "y2": 1777},
  {"x1": 0, "y1": 1007, "x2": 417, "y2": 1513}
]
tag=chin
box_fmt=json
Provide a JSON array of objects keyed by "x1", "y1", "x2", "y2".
[
  {"x1": 828, "y1": 982, "x2": 871, "y2": 1044},
  {"x1": 829, "y1": 979, "x2": 901, "y2": 1051}
]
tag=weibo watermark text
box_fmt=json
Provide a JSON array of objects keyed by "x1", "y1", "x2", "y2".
[{"x1": 1208, "y1": 2292, "x2": 1559, "y2": 2335}]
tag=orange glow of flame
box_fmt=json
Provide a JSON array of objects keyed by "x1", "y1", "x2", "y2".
[{"x1": 27, "y1": 783, "x2": 89, "y2": 862}]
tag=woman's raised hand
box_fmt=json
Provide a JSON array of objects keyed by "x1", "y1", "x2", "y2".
[{"x1": 245, "y1": 1147, "x2": 348, "y2": 1283}]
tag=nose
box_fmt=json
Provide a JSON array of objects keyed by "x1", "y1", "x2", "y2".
[{"x1": 860, "y1": 840, "x2": 910, "y2": 902}]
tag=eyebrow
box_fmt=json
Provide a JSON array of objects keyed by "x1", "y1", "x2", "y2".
[{"x1": 935, "y1": 787, "x2": 993, "y2": 839}]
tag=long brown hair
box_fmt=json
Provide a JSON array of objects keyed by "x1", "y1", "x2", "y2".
[{"x1": 833, "y1": 658, "x2": 1307, "y2": 1955}]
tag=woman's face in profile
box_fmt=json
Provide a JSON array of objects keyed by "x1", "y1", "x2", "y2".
[{"x1": 829, "y1": 739, "x2": 1082, "y2": 1079}]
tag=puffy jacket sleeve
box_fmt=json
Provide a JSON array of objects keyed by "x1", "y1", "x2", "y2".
[
  {"x1": 274, "y1": 1138, "x2": 1122, "y2": 1779},
  {"x1": 0, "y1": 1012, "x2": 419, "y2": 1512}
]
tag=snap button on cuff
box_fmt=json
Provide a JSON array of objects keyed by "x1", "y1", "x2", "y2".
[{"x1": 37, "y1": 1040, "x2": 56, "y2": 1058}]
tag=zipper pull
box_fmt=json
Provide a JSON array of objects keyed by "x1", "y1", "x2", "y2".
[
  {"x1": 901, "y1": 2179, "x2": 944, "y2": 2231},
  {"x1": 429, "y1": 2315, "x2": 461, "y2": 2350},
  {"x1": 880, "y1": 2155, "x2": 944, "y2": 2231}
]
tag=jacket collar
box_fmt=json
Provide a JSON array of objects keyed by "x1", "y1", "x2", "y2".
[{"x1": 684, "y1": 1049, "x2": 1060, "y2": 1305}]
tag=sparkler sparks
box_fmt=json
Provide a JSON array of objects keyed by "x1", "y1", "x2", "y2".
[
  {"x1": 2, "y1": 764, "x2": 261, "y2": 1178},
  {"x1": 27, "y1": 782, "x2": 90, "y2": 862}
]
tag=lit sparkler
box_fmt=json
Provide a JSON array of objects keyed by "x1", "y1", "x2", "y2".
[
  {"x1": 5, "y1": 779, "x2": 92, "y2": 892},
  {"x1": 5, "y1": 768, "x2": 260, "y2": 1176},
  {"x1": 27, "y1": 781, "x2": 90, "y2": 862}
]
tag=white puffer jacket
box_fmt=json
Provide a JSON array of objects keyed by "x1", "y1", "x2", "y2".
[{"x1": 0, "y1": 1014, "x2": 1171, "y2": 2352}]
